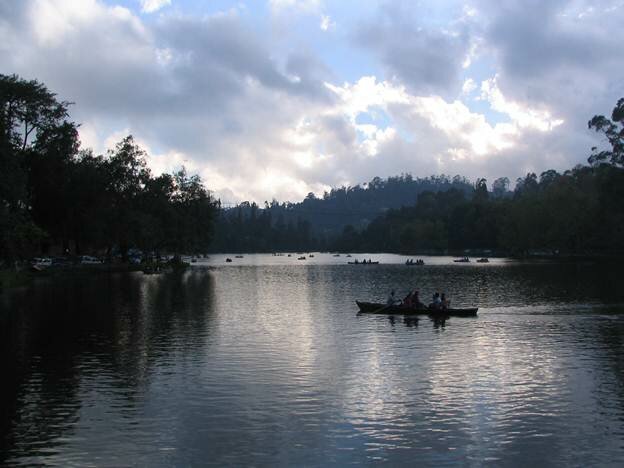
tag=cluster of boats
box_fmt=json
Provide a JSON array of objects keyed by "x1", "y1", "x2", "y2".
[{"x1": 454, "y1": 257, "x2": 490, "y2": 263}]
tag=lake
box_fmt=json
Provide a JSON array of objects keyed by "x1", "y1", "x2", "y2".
[{"x1": 1, "y1": 254, "x2": 624, "y2": 466}]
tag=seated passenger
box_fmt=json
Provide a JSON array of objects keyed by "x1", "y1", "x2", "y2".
[
  {"x1": 413, "y1": 290, "x2": 424, "y2": 308},
  {"x1": 431, "y1": 292, "x2": 442, "y2": 309},
  {"x1": 441, "y1": 293, "x2": 450, "y2": 310},
  {"x1": 387, "y1": 290, "x2": 400, "y2": 306},
  {"x1": 403, "y1": 291, "x2": 413, "y2": 308}
]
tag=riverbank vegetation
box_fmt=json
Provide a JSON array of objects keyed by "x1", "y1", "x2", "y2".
[
  {"x1": 2, "y1": 72, "x2": 623, "y2": 265},
  {"x1": 0, "y1": 74, "x2": 217, "y2": 269}
]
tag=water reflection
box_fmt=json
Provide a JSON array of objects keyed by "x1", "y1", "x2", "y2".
[
  {"x1": 1, "y1": 261, "x2": 623, "y2": 466},
  {"x1": 0, "y1": 270, "x2": 215, "y2": 465}
]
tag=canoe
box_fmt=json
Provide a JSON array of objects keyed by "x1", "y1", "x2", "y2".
[
  {"x1": 356, "y1": 301, "x2": 478, "y2": 317},
  {"x1": 348, "y1": 261, "x2": 380, "y2": 265}
]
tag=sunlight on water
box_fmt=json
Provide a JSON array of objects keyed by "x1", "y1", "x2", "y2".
[{"x1": 1, "y1": 256, "x2": 624, "y2": 466}]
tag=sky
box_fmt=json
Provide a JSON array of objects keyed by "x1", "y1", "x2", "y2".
[{"x1": 1, "y1": 0, "x2": 623, "y2": 203}]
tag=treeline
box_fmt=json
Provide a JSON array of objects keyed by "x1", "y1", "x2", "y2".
[
  {"x1": 213, "y1": 97, "x2": 624, "y2": 256},
  {"x1": 333, "y1": 98, "x2": 624, "y2": 255},
  {"x1": 210, "y1": 174, "x2": 476, "y2": 252},
  {"x1": 333, "y1": 165, "x2": 624, "y2": 255},
  {"x1": 0, "y1": 74, "x2": 216, "y2": 264}
]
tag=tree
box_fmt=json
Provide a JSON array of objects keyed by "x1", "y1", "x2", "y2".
[
  {"x1": 588, "y1": 97, "x2": 624, "y2": 167},
  {"x1": 492, "y1": 177, "x2": 510, "y2": 198},
  {"x1": 0, "y1": 74, "x2": 74, "y2": 261}
]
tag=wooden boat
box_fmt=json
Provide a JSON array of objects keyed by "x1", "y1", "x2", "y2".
[
  {"x1": 225, "y1": 258, "x2": 232, "y2": 263},
  {"x1": 356, "y1": 301, "x2": 478, "y2": 317},
  {"x1": 348, "y1": 260, "x2": 379, "y2": 265},
  {"x1": 298, "y1": 256, "x2": 306, "y2": 260},
  {"x1": 476, "y1": 258, "x2": 489, "y2": 263},
  {"x1": 454, "y1": 257, "x2": 470, "y2": 263}
]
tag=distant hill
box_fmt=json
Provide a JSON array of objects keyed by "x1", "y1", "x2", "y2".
[{"x1": 209, "y1": 174, "x2": 476, "y2": 252}]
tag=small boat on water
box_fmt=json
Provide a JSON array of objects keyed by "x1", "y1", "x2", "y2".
[
  {"x1": 348, "y1": 260, "x2": 379, "y2": 265},
  {"x1": 225, "y1": 258, "x2": 233, "y2": 263},
  {"x1": 454, "y1": 257, "x2": 470, "y2": 263},
  {"x1": 356, "y1": 301, "x2": 478, "y2": 317},
  {"x1": 406, "y1": 259, "x2": 425, "y2": 266},
  {"x1": 235, "y1": 255, "x2": 244, "y2": 258},
  {"x1": 298, "y1": 256, "x2": 306, "y2": 260},
  {"x1": 476, "y1": 258, "x2": 489, "y2": 263}
]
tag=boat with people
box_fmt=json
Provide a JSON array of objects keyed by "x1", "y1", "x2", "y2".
[
  {"x1": 348, "y1": 259, "x2": 379, "y2": 265},
  {"x1": 476, "y1": 258, "x2": 489, "y2": 263},
  {"x1": 454, "y1": 257, "x2": 470, "y2": 263},
  {"x1": 225, "y1": 258, "x2": 232, "y2": 263},
  {"x1": 405, "y1": 259, "x2": 425, "y2": 266},
  {"x1": 356, "y1": 301, "x2": 478, "y2": 317},
  {"x1": 298, "y1": 256, "x2": 306, "y2": 260}
]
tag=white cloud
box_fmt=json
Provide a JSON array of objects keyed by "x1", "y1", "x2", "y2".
[
  {"x1": 269, "y1": 0, "x2": 321, "y2": 14},
  {"x1": 462, "y1": 78, "x2": 477, "y2": 95},
  {"x1": 480, "y1": 76, "x2": 564, "y2": 132},
  {"x1": 140, "y1": 0, "x2": 171, "y2": 14},
  {"x1": 1, "y1": 0, "x2": 621, "y2": 203},
  {"x1": 320, "y1": 14, "x2": 334, "y2": 31}
]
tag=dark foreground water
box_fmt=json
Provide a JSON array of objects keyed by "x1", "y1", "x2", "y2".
[{"x1": 1, "y1": 254, "x2": 624, "y2": 466}]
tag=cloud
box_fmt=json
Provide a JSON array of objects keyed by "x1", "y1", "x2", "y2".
[
  {"x1": 0, "y1": 0, "x2": 622, "y2": 203},
  {"x1": 269, "y1": 0, "x2": 321, "y2": 14},
  {"x1": 320, "y1": 14, "x2": 335, "y2": 31},
  {"x1": 140, "y1": 0, "x2": 171, "y2": 14},
  {"x1": 353, "y1": 2, "x2": 478, "y2": 97}
]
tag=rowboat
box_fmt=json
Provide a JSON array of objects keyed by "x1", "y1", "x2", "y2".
[
  {"x1": 348, "y1": 261, "x2": 379, "y2": 265},
  {"x1": 356, "y1": 301, "x2": 478, "y2": 317}
]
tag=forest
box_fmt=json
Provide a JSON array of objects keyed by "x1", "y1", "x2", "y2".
[
  {"x1": 0, "y1": 74, "x2": 216, "y2": 265},
  {"x1": 2, "y1": 72, "x2": 623, "y2": 262},
  {"x1": 214, "y1": 98, "x2": 624, "y2": 256}
]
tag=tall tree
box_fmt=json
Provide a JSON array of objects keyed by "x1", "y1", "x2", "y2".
[{"x1": 588, "y1": 97, "x2": 624, "y2": 167}]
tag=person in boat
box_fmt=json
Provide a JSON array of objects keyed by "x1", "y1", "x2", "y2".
[
  {"x1": 430, "y1": 292, "x2": 442, "y2": 310},
  {"x1": 441, "y1": 293, "x2": 450, "y2": 310},
  {"x1": 413, "y1": 290, "x2": 425, "y2": 308},
  {"x1": 387, "y1": 290, "x2": 400, "y2": 306},
  {"x1": 402, "y1": 291, "x2": 414, "y2": 308}
]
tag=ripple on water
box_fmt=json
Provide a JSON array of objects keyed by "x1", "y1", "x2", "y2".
[{"x1": 1, "y1": 261, "x2": 624, "y2": 466}]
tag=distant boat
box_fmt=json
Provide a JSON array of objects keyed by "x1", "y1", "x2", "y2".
[
  {"x1": 333, "y1": 254, "x2": 341, "y2": 257},
  {"x1": 298, "y1": 256, "x2": 306, "y2": 260},
  {"x1": 454, "y1": 257, "x2": 470, "y2": 263},
  {"x1": 348, "y1": 259, "x2": 379, "y2": 265},
  {"x1": 476, "y1": 258, "x2": 489, "y2": 263},
  {"x1": 346, "y1": 254, "x2": 352, "y2": 258},
  {"x1": 405, "y1": 259, "x2": 425, "y2": 266},
  {"x1": 225, "y1": 258, "x2": 233, "y2": 263},
  {"x1": 309, "y1": 254, "x2": 314, "y2": 258},
  {"x1": 235, "y1": 255, "x2": 244, "y2": 258}
]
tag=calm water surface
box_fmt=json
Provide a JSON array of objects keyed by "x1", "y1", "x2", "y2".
[{"x1": 1, "y1": 254, "x2": 624, "y2": 466}]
